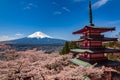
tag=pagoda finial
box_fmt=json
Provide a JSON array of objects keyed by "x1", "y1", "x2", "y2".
[{"x1": 89, "y1": 0, "x2": 94, "y2": 26}]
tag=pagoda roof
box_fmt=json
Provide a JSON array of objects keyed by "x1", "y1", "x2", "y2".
[
  {"x1": 95, "y1": 60, "x2": 120, "y2": 67},
  {"x1": 70, "y1": 48, "x2": 120, "y2": 53},
  {"x1": 73, "y1": 26, "x2": 115, "y2": 34},
  {"x1": 69, "y1": 58, "x2": 120, "y2": 67},
  {"x1": 70, "y1": 58, "x2": 120, "y2": 67},
  {"x1": 69, "y1": 58, "x2": 91, "y2": 67}
]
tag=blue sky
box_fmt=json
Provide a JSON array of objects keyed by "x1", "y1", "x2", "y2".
[{"x1": 0, "y1": 0, "x2": 120, "y2": 41}]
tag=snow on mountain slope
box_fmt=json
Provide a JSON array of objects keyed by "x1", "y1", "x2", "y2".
[
  {"x1": 27, "y1": 32, "x2": 53, "y2": 38},
  {"x1": 6, "y1": 31, "x2": 66, "y2": 45}
]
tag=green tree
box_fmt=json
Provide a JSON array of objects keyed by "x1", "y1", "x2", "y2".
[
  {"x1": 69, "y1": 41, "x2": 79, "y2": 49},
  {"x1": 108, "y1": 53, "x2": 115, "y2": 60},
  {"x1": 60, "y1": 41, "x2": 70, "y2": 55}
]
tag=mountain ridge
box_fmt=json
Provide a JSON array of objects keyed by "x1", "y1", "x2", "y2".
[
  {"x1": 27, "y1": 31, "x2": 53, "y2": 39},
  {"x1": 7, "y1": 31, "x2": 66, "y2": 45}
]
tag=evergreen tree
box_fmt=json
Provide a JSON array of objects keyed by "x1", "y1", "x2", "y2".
[
  {"x1": 59, "y1": 41, "x2": 79, "y2": 55},
  {"x1": 60, "y1": 41, "x2": 70, "y2": 55},
  {"x1": 69, "y1": 41, "x2": 79, "y2": 49}
]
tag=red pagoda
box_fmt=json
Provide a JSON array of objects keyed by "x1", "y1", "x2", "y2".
[{"x1": 70, "y1": 0, "x2": 120, "y2": 66}]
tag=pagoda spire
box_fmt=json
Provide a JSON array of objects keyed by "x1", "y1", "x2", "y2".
[{"x1": 89, "y1": 0, "x2": 94, "y2": 26}]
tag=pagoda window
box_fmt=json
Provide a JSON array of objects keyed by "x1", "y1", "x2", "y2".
[
  {"x1": 79, "y1": 53, "x2": 83, "y2": 58},
  {"x1": 88, "y1": 43, "x2": 90, "y2": 46},
  {"x1": 84, "y1": 53, "x2": 88, "y2": 58},
  {"x1": 87, "y1": 54, "x2": 90, "y2": 58},
  {"x1": 104, "y1": 53, "x2": 107, "y2": 57}
]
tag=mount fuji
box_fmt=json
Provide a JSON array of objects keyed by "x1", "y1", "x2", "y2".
[
  {"x1": 8, "y1": 32, "x2": 66, "y2": 45},
  {"x1": 27, "y1": 31, "x2": 53, "y2": 39}
]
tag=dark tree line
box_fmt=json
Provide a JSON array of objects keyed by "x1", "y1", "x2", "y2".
[{"x1": 59, "y1": 41, "x2": 78, "y2": 55}]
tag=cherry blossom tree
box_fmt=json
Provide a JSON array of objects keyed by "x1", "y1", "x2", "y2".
[{"x1": 0, "y1": 49, "x2": 119, "y2": 80}]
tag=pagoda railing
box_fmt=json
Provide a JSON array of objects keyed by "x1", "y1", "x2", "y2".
[
  {"x1": 79, "y1": 56, "x2": 107, "y2": 62},
  {"x1": 80, "y1": 35, "x2": 104, "y2": 39},
  {"x1": 81, "y1": 46, "x2": 105, "y2": 49}
]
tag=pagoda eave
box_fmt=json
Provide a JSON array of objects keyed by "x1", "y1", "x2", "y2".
[
  {"x1": 69, "y1": 58, "x2": 120, "y2": 67},
  {"x1": 70, "y1": 48, "x2": 120, "y2": 54},
  {"x1": 73, "y1": 26, "x2": 115, "y2": 34},
  {"x1": 79, "y1": 56, "x2": 107, "y2": 62}
]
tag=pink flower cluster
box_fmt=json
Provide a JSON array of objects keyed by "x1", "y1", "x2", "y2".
[{"x1": 0, "y1": 49, "x2": 118, "y2": 80}]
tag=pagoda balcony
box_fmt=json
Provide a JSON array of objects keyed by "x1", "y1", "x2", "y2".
[
  {"x1": 80, "y1": 35, "x2": 104, "y2": 39},
  {"x1": 79, "y1": 56, "x2": 108, "y2": 63},
  {"x1": 81, "y1": 46, "x2": 104, "y2": 49}
]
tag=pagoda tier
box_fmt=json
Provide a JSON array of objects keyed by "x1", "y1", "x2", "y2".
[
  {"x1": 70, "y1": 48, "x2": 120, "y2": 63},
  {"x1": 74, "y1": 38, "x2": 117, "y2": 49},
  {"x1": 72, "y1": 25, "x2": 117, "y2": 49}
]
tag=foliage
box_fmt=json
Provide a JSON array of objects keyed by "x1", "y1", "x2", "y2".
[
  {"x1": 0, "y1": 49, "x2": 118, "y2": 80},
  {"x1": 0, "y1": 44, "x2": 119, "y2": 80},
  {"x1": 104, "y1": 41, "x2": 120, "y2": 61},
  {"x1": 69, "y1": 41, "x2": 79, "y2": 49},
  {"x1": 104, "y1": 42, "x2": 116, "y2": 48},
  {"x1": 60, "y1": 41, "x2": 79, "y2": 55},
  {"x1": 108, "y1": 53, "x2": 115, "y2": 60},
  {"x1": 60, "y1": 41, "x2": 70, "y2": 55},
  {"x1": 104, "y1": 41, "x2": 120, "y2": 49}
]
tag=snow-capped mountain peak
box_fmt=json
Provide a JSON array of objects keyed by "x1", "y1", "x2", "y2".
[{"x1": 27, "y1": 31, "x2": 53, "y2": 38}]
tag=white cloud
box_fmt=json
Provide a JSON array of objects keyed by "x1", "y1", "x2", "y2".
[
  {"x1": 0, "y1": 36, "x2": 15, "y2": 41},
  {"x1": 92, "y1": 0, "x2": 109, "y2": 9},
  {"x1": 21, "y1": 2, "x2": 38, "y2": 10},
  {"x1": 53, "y1": 11, "x2": 62, "y2": 15},
  {"x1": 52, "y1": 2, "x2": 71, "y2": 15},
  {"x1": 15, "y1": 33, "x2": 23, "y2": 36},
  {"x1": 62, "y1": 7, "x2": 71, "y2": 12},
  {"x1": 53, "y1": 7, "x2": 71, "y2": 15}
]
